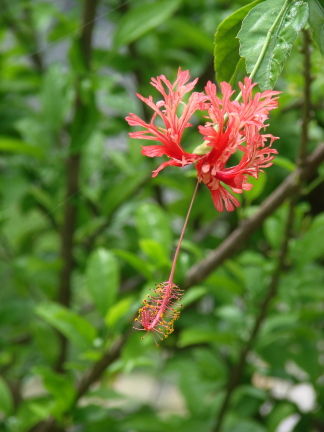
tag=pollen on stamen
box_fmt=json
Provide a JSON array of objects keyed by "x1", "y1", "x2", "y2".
[{"x1": 133, "y1": 281, "x2": 183, "y2": 340}]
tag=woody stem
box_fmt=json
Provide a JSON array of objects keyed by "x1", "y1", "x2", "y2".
[{"x1": 168, "y1": 180, "x2": 200, "y2": 283}]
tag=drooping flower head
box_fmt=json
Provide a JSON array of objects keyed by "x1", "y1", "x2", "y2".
[
  {"x1": 126, "y1": 69, "x2": 280, "y2": 211},
  {"x1": 126, "y1": 68, "x2": 207, "y2": 177},
  {"x1": 127, "y1": 69, "x2": 280, "y2": 341},
  {"x1": 196, "y1": 78, "x2": 279, "y2": 211}
]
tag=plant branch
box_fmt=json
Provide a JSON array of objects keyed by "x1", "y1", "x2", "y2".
[
  {"x1": 212, "y1": 31, "x2": 312, "y2": 431},
  {"x1": 55, "y1": 0, "x2": 99, "y2": 373},
  {"x1": 184, "y1": 143, "x2": 324, "y2": 289},
  {"x1": 212, "y1": 199, "x2": 295, "y2": 432},
  {"x1": 299, "y1": 29, "x2": 312, "y2": 165},
  {"x1": 76, "y1": 334, "x2": 129, "y2": 399}
]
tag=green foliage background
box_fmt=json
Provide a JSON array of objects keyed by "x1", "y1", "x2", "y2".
[{"x1": 0, "y1": 0, "x2": 324, "y2": 431}]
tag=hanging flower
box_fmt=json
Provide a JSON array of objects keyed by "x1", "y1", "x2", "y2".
[
  {"x1": 125, "y1": 68, "x2": 207, "y2": 177},
  {"x1": 196, "y1": 79, "x2": 280, "y2": 211},
  {"x1": 126, "y1": 69, "x2": 280, "y2": 211},
  {"x1": 127, "y1": 70, "x2": 280, "y2": 340}
]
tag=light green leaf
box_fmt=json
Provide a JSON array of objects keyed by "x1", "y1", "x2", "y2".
[
  {"x1": 181, "y1": 286, "x2": 207, "y2": 307},
  {"x1": 34, "y1": 367, "x2": 75, "y2": 417},
  {"x1": 139, "y1": 238, "x2": 169, "y2": 268},
  {"x1": 41, "y1": 65, "x2": 71, "y2": 132},
  {"x1": 238, "y1": 0, "x2": 309, "y2": 89},
  {"x1": 169, "y1": 18, "x2": 213, "y2": 53},
  {"x1": 225, "y1": 419, "x2": 266, "y2": 432},
  {"x1": 114, "y1": 0, "x2": 181, "y2": 47},
  {"x1": 309, "y1": 0, "x2": 324, "y2": 54},
  {"x1": 179, "y1": 328, "x2": 236, "y2": 348},
  {"x1": 214, "y1": 0, "x2": 262, "y2": 82},
  {"x1": 135, "y1": 202, "x2": 172, "y2": 254},
  {"x1": 113, "y1": 249, "x2": 152, "y2": 279},
  {"x1": 36, "y1": 302, "x2": 96, "y2": 349},
  {"x1": 245, "y1": 172, "x2": 267, "y2": 203},
  {"x1": 292, "y1": 213, "x2": 324, "y2": 265},
  {"x1": 0, "y1": 137, "x2": 43, "y2": 158},
  {"x1": 105, "y1": 296, "x2": 135, "y2": 329},
  {"x1": 86, "y1": 248, "x2": 119, "y2": 316},
  {"x1": 0, "y1": 377, "x2": 13, "y2": 415},
  {"x1": 273, "y1": 155, "x2": 296, "y2": 172}
]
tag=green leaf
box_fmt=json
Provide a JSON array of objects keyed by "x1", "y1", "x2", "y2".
[
  {"x1": 225, "y1": 419, "x2": 266, "y2": 432},
  {"x1": 0, "y1": 137, "x2": 43, "y2": 158},
  {"x1": 179, "y1": 328, "x2": 236, "y2": 348},
  {"x1": 36, "y1": 302, "x2": 96, "y2": 349},
  {"x1": 34, "y1": 367, "x2": 75, "y2": 417},
  {"x1": 85, "y1": 248, "x2": 119, "y2": 316},
  {"x1": 105, "y1": 296, "x2": 134, "y2": 329},
  {"x1": 273, "y1": 155, "x2": 296, "y2": 172},
  {"x1": 182, "y1": 286, "x2": 207, "y2": 308},
  {"x1": 292, "y1": 213, "x2": 324, "y2": 265},
  {"x1": 168, "y1": 18, "x2": 213, "y2": 53},
  {"x1": 135, "y1": 202, "x2": 172, "y2": 254},
  {"x1": 104, "y1": 171, "x2": 149, "y2": 216},
  {"x1": 41, "y1": 65, "x2": 71, "y2": 133},
  {"x1": 114, "y1": 0, "x2": 182, "y2": 47},
  {"x1": 245, "y1": 172, "x2": 267, "y2": 203},
  {"x1": 0, "y1": 377, "x2": 13, "y2": 415},
  {"x1": 238, "y1": 0, "x2": 309, "y2": 89},
  {"x1": 214, "y1": 0, "x2": 262, "y2": 82},
  {"x1": 309, "y1": 0, "x2": 324, "y2": 54},
  {"x1": 139, "y1": 238, "x2": 169, "y2": 268},
  {"x1": 266, "y1": 402, "x2": 296, "y2": 432},
  {"x1": 113, "y1": 249, "x2": 152, "y2": 280}
]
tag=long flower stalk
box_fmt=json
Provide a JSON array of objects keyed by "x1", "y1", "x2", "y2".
[
  {"x1": 134, "y1": 181, "x2": 199, "y2": 339},
  {"x1": 128, "y1": 68, "x2": 279, "y2": 339}
]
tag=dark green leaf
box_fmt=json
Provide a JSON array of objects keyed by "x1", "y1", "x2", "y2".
[
  {"x1": 86, "y1": 248, "x2": 119, "y2": 316},
  {"x1": 114, "y1": 0, "x2": 182, "y2": 47},
  {"x1": 238, "y1": 0, "x2": 309, "y2": 89},
  {"x1": 214, "y1": 0, "x2": 262, "y2": 82},
  {"x1": 309, "y1": 0, "x2": 324, "y2": 54},
  {"x1": 36, "y1": 302, "x2": 96, "y2": 349}
]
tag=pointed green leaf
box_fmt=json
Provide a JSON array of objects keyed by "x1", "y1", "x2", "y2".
[
  {"x1": 36, "y1": 302, "x2": 96, "y2": 349},
  {"x1": 0, "y1": 377, "x2": 13, "y2": 415},
  {"x1": 238, "y1": 0, "x2": 309, "y2": 89},
  {"x1": 0, "y1": 137, "x2": 43, "y2": 158},
  {"x1": 214, "y1": 0, "x2": 262, "y2": 82},
  {"x1": 135, "y1": 202, "x2": 172, "y2": 254},
  {"x1": 86, "y1": 248, "x2": 119, "y2": 316},
  {"x1": 309, "y1": 0, "x2": 324, "y2": 54},
  {"x1": 114, "y1": 0, "x2": 181, "y2": 47}
]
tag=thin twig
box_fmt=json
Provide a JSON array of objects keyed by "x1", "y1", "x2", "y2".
[
  {"x1": 55, "y1": 0, "x2": 99, "y2": 373},
  {"x1": 212, "y1": 29, "x2": 313, "y2": 432}
]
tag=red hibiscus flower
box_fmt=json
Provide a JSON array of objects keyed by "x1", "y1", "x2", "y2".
[
  {"x1": 126, "y1": 70, "x2": 280, "y2": 211},
  {"x1": 196, "y1": 79, "x2": 280, "y2": 211},
  {"x1": 125, "y1": 68, "x2": 207, "y2": 177}
]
